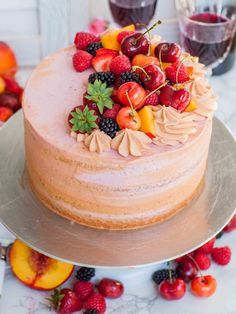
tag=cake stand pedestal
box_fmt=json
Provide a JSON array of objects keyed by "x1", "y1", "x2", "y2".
[{"x1": 0, "y1": 111, "x2": 235, "y2": 268}]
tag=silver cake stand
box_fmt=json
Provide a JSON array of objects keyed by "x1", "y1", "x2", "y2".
[{"x1": 0, "y1": 111, "x2": 235, "y2": 268}]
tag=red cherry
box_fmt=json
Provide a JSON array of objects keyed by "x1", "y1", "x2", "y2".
[
  {"x1": 155, "y1": 42, "x2": 181, "y2": 63},
  {"x1": 118, "y1": 82, "x2": 146, "y2": 109},
  {"x1": 121, "y1": 33, "x2": 149, "y2": 58},
  {"x1": 191, "y1": 275, "x2": 217, "y2": 297},
  {"x1": 139, "y1": 64, "x2": 166, "y2": 91},
  {"x1": 98, "y1": 278, "x2": 124, "y2": 299},
  {"x1": 177, "y1": 257, "x2": 198, "y2": 283},
  {"x1": 159, "y1": 85, "x2": 191, "y2": 112},
  {"x1": 159, "y1": 278, "x2": 186, "y2": 300}
]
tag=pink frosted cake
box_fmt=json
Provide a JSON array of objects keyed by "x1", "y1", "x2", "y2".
[{"x1": 23, "y1": 25, "x2": 217, "y2": 230}]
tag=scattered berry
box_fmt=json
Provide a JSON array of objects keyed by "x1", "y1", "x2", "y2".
[
  {"x1": 144, "y1": 92, "x2": 159, "y2": 106},
  {"x1": 152, "y1": 269, "x2": 177, "y2": 285},
  {"x1": 72, "y1": 50, "x2": 92, "y2": 72},
  {"x1": 211, "y1": 246, "x2": 232, "y2": 266},
  {"x1": 177, "y1": 257, "x2": 198, "y2": 283},
  {"x1": 74, "y1": 32, "x2": 99, "y2": 50},
  {"x1": 191, "y1": 275, "x2": 217, "y2": 297},
  {"x1": 84, "y1": 292, "x2": 106, "y2": 314},
  {"x1": 117, "y1": 71, "x2": 144, "y2": 87},
  {"x1": 49, "y1": 288, "x2": 82, "y2": 314},
  {"x1": 88, "y1": 71, "x2": 115, "y2": 87},
  {"x1": 216, "y1": 230, "x2": 224, "y2": 239},
  {"x1": 76, "y1": 267, "x2": 95, "y2": 281},
  {"x1": 84, "y1": 310, "x2": 99, "y2": 314},
  {"x1": 223, "y1": 215, "x2": 236, "y2": 233},
  {"x1": 99, "y1": 117, "x2": 119, "y2": 138},
  {"x1": 73, "y1": 281, "x2": 94, "y2": 301},
  {"x1": 110, "y1": 55, "x2": 131, "y2": 75},
  {"x1": 193, "y1": 252, "x2": 211, "y2": 270},
  {"x1": 92, "y1": 53, "x2": 115, "y2": 72},
  {"x1": 98, "y1": 278, "x2": 124, "y2": 299},
  {"x1": 117, "y1": 30, "x2": 136, "y2": 44},
  {"x1": 86, "y1": 42, "x2": 103, "y2": 56},
  {"x1": 165, "y1": 61, "x2": 189, "y2": 84},
  {"x1": 0, "y1": 106, "x2": 13, "y2": 122},
  {"x1": 159, "y1": 278, "x2": 186, "y2": 300},
  {"x1": 196, "y1": 237, "x2": 216, "y2": 254},
  {"x1": 103, "y1": 104, "x2": 122, "y2": 120}
]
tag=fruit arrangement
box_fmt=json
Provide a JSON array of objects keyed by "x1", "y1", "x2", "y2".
[
  {"x1": 0, "y1": 42, "x2": 23, "y2": 125},
  {"x1": 67, "y1": 23, "x2": 212, "y2": 157}
]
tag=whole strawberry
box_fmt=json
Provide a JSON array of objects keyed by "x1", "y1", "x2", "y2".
[
  {"x1": 72, "y1": 50, "x2": 92, "y2": 72},
  {"x1": 73, "y1": 281, "x2": 94, "y2": 301},
  {"x1": 84, "y1": 292, "x2": 106, "y2": 314},
  {"x1": 196, "y1": 237, "x2": 216, "y2": 254},
  {"x1": 144, "y1": 92, "x2": 159, "y2": 106},
  {"x1": 193, "y1": 252, "x2": 211, "y2": 270},
  {"x1": 49, "y1": 288, "x2": 82, "y2": 314},
  {"x1": 110, "y1": 55, "x2": 131, "y2": 75},
  {"x1": 74, "y1": 32, "x2": 99, "y2": 50},
  {"x1": 165, "y1": 62, "x2": 189, "y2": 84},
  {"x1": 98, "y1": 278, "x2": 124, "y2": 299},
  {"x1": 211, "y1": 246, "x2": 232, "y2": 266},
  {"x1": 103, "y1": 104, "x2": 122, "y2": 120}
]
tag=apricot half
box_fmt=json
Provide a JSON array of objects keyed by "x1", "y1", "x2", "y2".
[
  {"x1": 0, "y1": 42, "x2": 18, "y2": 76},
  {"x1": 10, "y1": 239, "x2": 74, "y2": 290}
]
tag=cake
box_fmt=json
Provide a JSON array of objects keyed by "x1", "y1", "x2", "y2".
[{"x1": 23, "y1": 24, "x2": 217, "y2": 230}]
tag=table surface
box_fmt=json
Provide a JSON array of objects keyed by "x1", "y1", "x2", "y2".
[{"x1": 0, "y1": 65, "x2": 236, "y2": 313}]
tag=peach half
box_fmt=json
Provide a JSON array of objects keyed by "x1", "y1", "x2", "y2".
[
  {"x1": 9, "y1": 239, "x2": 74, "y2": 290},
  {"x1": 0, "y1": 42, "x2": 18, "y2": 76}
]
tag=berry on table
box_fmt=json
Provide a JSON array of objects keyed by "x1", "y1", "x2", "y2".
[
  {"x1": 73, "y1": 281, "x2": 94, "y2": 301},
  {"x1": 76, "y1": 267, "x2": 95, "y2": 281},
  {"x1": 176, "y1": 257, "x2": 198, "y2": 283},
  {"x1": 88, "y1": 71, "x2": 116, "y2": 87},
  {"x1": 211, "y1": 246, "x2": 232, "y2": 266},
  {"x1": 84, "y1": 292, "x2": 106, "y2": 314},
  {"x1": 74, "y1": 32, "x2": 99, "y2": 50},
  {"x1": 196, "y1": 237, "x2": 216, "y2": 254},
  {"x1": 86, "y1": 42, "x2": 103, "y2": 56},
  {"x1": 97, "y1": 278, "x2": 124, "y2": 299},
  {"x1": 99, "y1": 117, "x2": 119, "y2": 138},
  {"x1": 49, "y1": 288, "x2": 83, "y2": 314},
  {"x1": 110, "y1": 55, "x2": 132, "y2": 75},
  {"x1": 159, "y1": 278, "x2": 186, "y2": 300},
  {"x1": 152, "y1": 269, "x2": 177, "y2": 285},
  {"x1": 193, "y1": 252, "x2": 211, "y2": 270},
  {"x1": 216, "y1": 230, "x2": 224, "y2": 239},
  {"x1": 72, "y1": 50, "x2": 92, "y2": 72},
  {"x1": 117, "y1": 71, "x2": 144, "y2": 87},
  {"x1": 223, "y1": 215, "x2": 236, "y2": 233},
  {"x1": 84, "y1": 310, "x2": 99, "y2": 314},
  {"x1": 191, "y1": 275, "x2": 217, "y2": 297}
]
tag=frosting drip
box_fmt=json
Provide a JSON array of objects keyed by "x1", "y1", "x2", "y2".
[
  {"x1": 111, "y1": 129, "x2": 152, "y2": 157},
  {"x1": 84, "y1": 130, "x2": 111, "y2": 153},
  {"x1": 153, "y1": 105, "x2": 197, "y2": 146}
]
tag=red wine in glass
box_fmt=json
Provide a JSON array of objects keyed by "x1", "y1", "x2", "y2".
[
  {"x1": 109, "y1": 0, "x2": 158, "y2": 27},
  {"x1": 181, "y1": 13, "x2": 233, "y2": 67}
]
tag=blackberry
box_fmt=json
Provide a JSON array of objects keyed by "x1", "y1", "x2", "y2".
[
  {"x1": 152, "y1": 269, "x2": 177, "y2": 285},
  {"x1": 216, "y1": 230, "x2": 224, "y2": 239},
  {"x1": 76, "y1": 267, "x2": 95, "y2": 281},
  {"x1": 99, "y1": 118, "x2": 119, "y2": 139},
  {"x1": 118, "y1": 71, "x2": 145, "y2": 87},
  {"x1": 88, "y1": 72, "x2": 116, "y2": 87},
  {"x1": 84, "y1": 310, "x2": 99, "y2": 314},
  {"x1": 86, "y1": 42, "x2": 103, "y2": 56}
]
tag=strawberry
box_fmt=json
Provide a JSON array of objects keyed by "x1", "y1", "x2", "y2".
[
  {"x1": 111, "y1": 88, "x2": 120, "y2": 103},
  {"x1": 165, "y1": 62, "x2": 189, "y2": 83},
  {"x1": 73, "y1": 281, "x2": 94, "y2": 301},
  {"x1": 74, "y1": 32, "x2": 99, "y2": 50},
  {"x1": 72, "y1": 50, "x2": 92, "y2": 72},
  {"x1": 92, "y1": 53, "x2": 115, "y2": 72},
  {"x1": 193, "y1": 252, "x2": 211, "y2": 270},
  {"x1": 144, "y1": 92, "x2": 159, "y2": 106},
  {"x1": 211, "y1": 246, "x2": 232, "y2": 266},
  {"x1": 0, "y1": 106, "x2": 13, "y2": 122},
  {"x1": 110, "y1": 55, "x2": 131, "y2": 75},
  {"x1": 84, "y1": 292, "x2": 106, "y2": 314},
  {"x1": 3, "y1": 76, "x2": 23, "y2": 96},
  {"x1": 196, "y1": 237, "x2": 216, "y2": 254},
  {"x1": 103, "y1": 103, "x2": 122, "y2": 120},
  {"x1": 49, "y1": 288, "x2": 82, "y2": 314},
  {"x1": 95, "y1": 48, "x2": 119, "y2": 57},
  {"x1": 117, "y1": 31, "x2": 136, "y2": 44},
  {"x1": 223, "y1": 215, "x2": 236, "y2": 233}
]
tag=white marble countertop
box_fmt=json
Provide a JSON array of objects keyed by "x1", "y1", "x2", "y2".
[{"x1": 0, "y1": 65, "x2": 235, "y2": 314}]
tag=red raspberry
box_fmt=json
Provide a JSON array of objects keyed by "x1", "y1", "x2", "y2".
[
  {"x1": 84, "y1": 292, "x2": 106, "y2": 314},
  {"x1": 196, "y1": 237, "x2": 216, "y2": 254},
  {"x1": 117, "y1": 31, "x2": 135, "y2": 44},
  {"x1": 103, "y1": 103, "x2": 122, "y2": 120},
  {"x1": 193, "y1": 252, "x2": 211, "y2": 270},
  {"x1": 74, "y1": 32, "x2": 99, "y2": 50},
  {"x1": 144, "y1": 92, "x2": 159, "y2": 106},
  {"x1": 211, "y1": 246, "x2": 232, "y2": 266},
  {"x1": 110, "y1": 55, "x2": 131, "y2": 75},
  {"x1": 165, "y1": 62, "x2": 189, "y2": 83},
  {"x1": 73, "y1": 281, "x2": 94, "y2": 301},
  {"x1": 223, "y1": 215, "x2": 236, "y2": 233},
  {"x1": 72, "y1": 50, "x2": 92, "y2": 72}
]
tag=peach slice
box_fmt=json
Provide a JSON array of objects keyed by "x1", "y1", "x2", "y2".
[
  {"x1": 138, "y1": 106, "x2": 156, "y2": 136},
  {"x1": 10, "y1": 239, "x2": 74, "y2": 290},
  {"x1": 185, "y1": 100, "x2": 197, "y2": 112},
  {"x1": 0, "y1": 42, "x2": 18, "y2": 76}
]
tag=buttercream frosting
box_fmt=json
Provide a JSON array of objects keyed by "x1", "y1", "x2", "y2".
[
  {"x1": 84, "y1": 130, "x2": 111, "y2": 153},
  {"x1": 181, "y1": 52, "x2": 206, "y2": 79}
]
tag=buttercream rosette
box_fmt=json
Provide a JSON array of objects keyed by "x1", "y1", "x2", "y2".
[{"x1": 84, "y1": 129, "x2": 111, "y2": 153}]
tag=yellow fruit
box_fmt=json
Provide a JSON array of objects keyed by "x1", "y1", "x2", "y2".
[
  {"x1": 161, "y1": 62, "x2": 172, "y2": 70},
  {"x1": 0, "y1": 77, "x2": 5, "y2": 93},
  {"x1": 185, "y1": 100, "x2": 197, "y2": 112},
  {"x1": 101, "y1": 24, "x2": 135, "y2": 51},
  {"x1": 138, "y1": 106, "x2": 156, "y2": 135}
]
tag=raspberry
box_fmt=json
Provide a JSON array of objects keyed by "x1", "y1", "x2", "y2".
[
  {"x1": 72, "y1": 50, "x2": 92, "y2": 72},
  {"x1": 196, "y1": 237, "x2": 216, "y2": 254},
  {"x1": 110, "y1": 55, "x2": 131, "y2": 75},
  {"x1": 193, "y1": 252, "x2": 211, "y2": 270},
  {"x1": 223, "y1": 215, "x2": 236, "y2": 233},
  {"x1": 74, "y1": 32, "x2": 99, "y2": 50},
  {"x1": 144, "y1": 92, "x2": 159, "y2": 106},
  {"x1": 165, "y1": 62, "x2": 189, "y2": 83},
  {"x1": 84, "y1": 292, "x2": 106, "y2": 314},
  {"x1": 103, "y1": 104, "x2": 122, "y2": 120},
  {"x1": 76, "y1": 267, "x2": 95, "y2": 281},
  {"x1": 211, "y1": 246, "x2": 232, "y2": 266},
  {"x1": 73, "y1": 281, "x2": 94, "y2": 301},
  {"x1": 117, "y1": 31, "x2": 135, "y2": 44}
]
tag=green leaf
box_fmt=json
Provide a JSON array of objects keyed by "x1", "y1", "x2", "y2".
[{"x1": 69, "y1": 105, "x2": 98, "y2": 134}]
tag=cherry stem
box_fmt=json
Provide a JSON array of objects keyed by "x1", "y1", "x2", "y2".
[
  {"x1": 135, "y1": 20, "x2": 162, "y2": 44},
  {"x1": 125, "y1": 90, "x2": 136, "y2": 122},
  {"x1": 143, "y1": 81, "x2": 168, "y2": 100},
  {"x1": 136, "y1": 23, "x2": 151, "y2": 56},
  {"x1": 132, "y1": 65, "x2": 150, "y2": 80},
  {"x1": 168, "y1": 261, "x2": 173, "y2": 284},
  {"x1": 187, "y1": 254, "x2": 204, "y2": 280}
]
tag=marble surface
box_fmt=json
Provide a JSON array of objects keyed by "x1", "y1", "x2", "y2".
[{"x1": 0, "y1": 65, "x2": 235, "y2": 314}]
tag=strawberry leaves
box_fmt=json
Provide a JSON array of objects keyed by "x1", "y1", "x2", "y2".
[{"x1": 69, "y1": 105, "x2": 98, "y2": 134}]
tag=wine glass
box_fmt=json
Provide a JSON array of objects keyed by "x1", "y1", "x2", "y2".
[
  {"x1": 175, "y1": 0, "x2": 236, "y2": 73},
  {"x1": 108, "y1": 0, "x2": 158, "y2": 27}
]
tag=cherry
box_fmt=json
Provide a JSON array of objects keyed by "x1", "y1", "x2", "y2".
[
  {"x1": 116, "y1": 106, "x2": 141, "y2": 130},
  {"x1": 155, "y1": 43, "x2": 181, "y2": 63},
  {"x1": 177, "y1": 257, "x2": 198, "y2": 283},
  {"x1": 139, "y1": 64, "x2": 166, "y2": 91},
  {"x1": 159, "y1": 278, "x2": 186, "y2": 300},
  {"x1": 118, "y1": 82, "x2": 146, "y2": 109},
  {"x1": 98, "y1": 278, "x2": 124, "y2": 299},
  {"x1": 159, "y1": 85, "x2": 191, "y2": 112},
  {"x1": 191, "y1": 275, "x2": 217, "y2": 297}
]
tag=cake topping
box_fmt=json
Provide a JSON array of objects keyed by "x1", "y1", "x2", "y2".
[
  {"x1": 84, "y1": 129, "x2": 111, "y2": 153},
  {"x1": 153, "y1": 105, "x2": 197, "y2": 146},
  {"x1": 99, "y1": 117, "x2": 120, "y2": 139},
  {"x1": 69, "y1": 106, "x2": 98, "y2": 134},
  {"x1": 111, "y1": 129, "x2": 152, "y2": 157}
]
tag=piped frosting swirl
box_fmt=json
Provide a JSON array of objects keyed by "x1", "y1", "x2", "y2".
[{"x1": 84, "y1": 130, "x2": 111, "y2": 153}]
